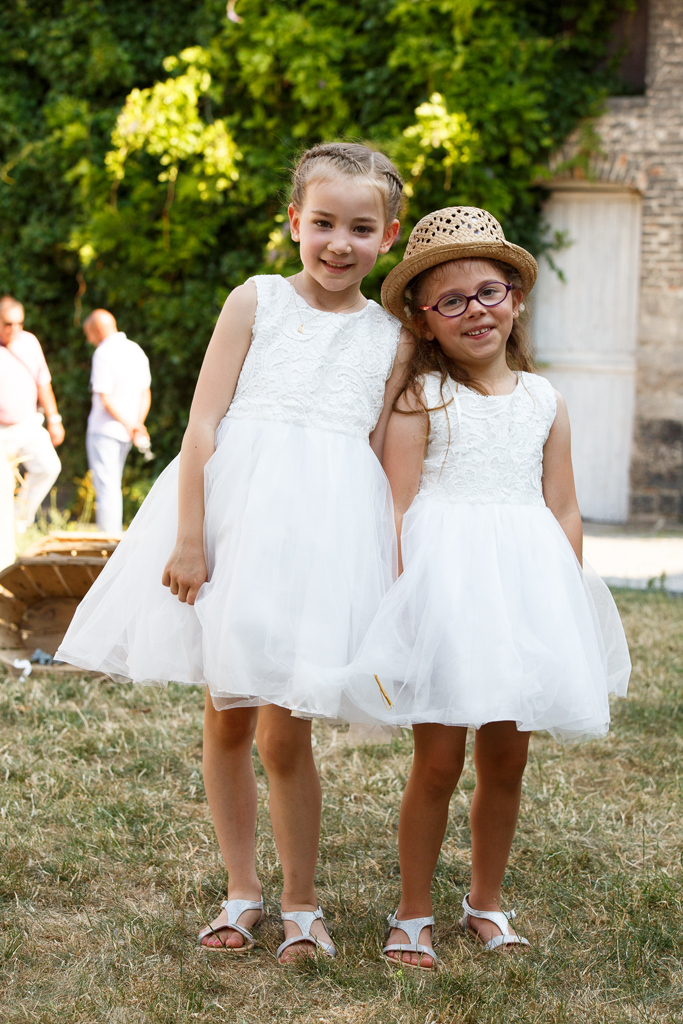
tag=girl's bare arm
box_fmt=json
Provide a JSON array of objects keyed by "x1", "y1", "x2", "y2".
[
  {"x1": 542, "y1": 390, "x2": 583, "y2": 565},
  {"x1": 369, "y1": 328, "x2": 414, "y2": 460},
  {"x1": 382, "y1": 390, "x2": 428, "y2": 573},
  {"x1": 162, "y1": 281, "x2": 257, "y2": 604}
]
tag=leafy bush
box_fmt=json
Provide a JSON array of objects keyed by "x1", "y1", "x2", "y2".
[{"x1": 0, "y1": 0, "x2": 633, "y2": 515}]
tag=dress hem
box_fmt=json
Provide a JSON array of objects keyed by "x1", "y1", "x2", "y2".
[{"x1": 54, "y1": 654, "x2": 375, "y2": 722}]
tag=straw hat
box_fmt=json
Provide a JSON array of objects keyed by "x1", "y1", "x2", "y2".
[{"x1": 381, "y1": 206, "x2": 538, "y2": 328}]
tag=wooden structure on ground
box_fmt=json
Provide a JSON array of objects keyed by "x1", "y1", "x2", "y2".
[{"x1": 0, "y1": 532, "x2": 118, "y2": 675}]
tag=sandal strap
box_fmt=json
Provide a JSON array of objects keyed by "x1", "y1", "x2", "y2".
[
  {"x1": 277, "y1": 906, "x2": 337, "y2": 961},
  {"x1": 383, "y1": 912, "x2": 437, "y2": 962},
  {"x1": 277, "y1": 934, "x2": 336, "y2": 958},
  {"x1": 486, "y1": 933, "x2": 531, "y2": 951},
  {"x1": 198, "y1": 921, "x2": 254, "y2": 945},
  {"x1": 462, "y1": 894, "x2": 512, "y2": 936},
  {"x1": 221, "y1": 898, "x2": 263, "y2": 925},
  {"x1": 386, "y1": 913, "x2": 434, "y2": 948},
  {"x1": 383, "y1": 942, "x2": 437, "y2": 960},
  {"x1": 462, "y1": 893, "x2": 529, "y2": 950},
  {"x1": 280, "y1": 906, "x2": 324, "y2": 936},
  {"x1": 197, "y1": 897, "x2": 264, "y2": 946}
]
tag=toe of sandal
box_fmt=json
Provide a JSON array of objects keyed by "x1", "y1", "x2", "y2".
[
  {"x1": 198, "y1": 897, "x2": 264, "y2": 952},
  {"x1": 382, "y1": 912, "x2": 438, "y2": 971},
  {"x1": 276, "y1": 907, "x2": 337, "y2": 964}
]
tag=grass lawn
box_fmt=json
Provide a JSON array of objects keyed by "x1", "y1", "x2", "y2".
[{"x1": 1, "y1": 589, "x2": 682, "y2": 1023}]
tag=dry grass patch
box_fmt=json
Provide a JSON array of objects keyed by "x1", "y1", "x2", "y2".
[{"x1": 1, "y1": 589, "x2": 682, "y2": 1022}]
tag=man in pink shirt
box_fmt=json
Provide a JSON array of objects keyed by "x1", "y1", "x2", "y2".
[{"x1": 0, "y1": 295, "x2": 64, "y2": 532}]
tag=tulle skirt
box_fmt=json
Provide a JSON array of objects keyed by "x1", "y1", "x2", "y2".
[
  {"x1": 346, "y1": 497, "x2": 631, "y2": 742},
  {"x1": 56, "y1": 416, "x2": 396, "y2": 722}
]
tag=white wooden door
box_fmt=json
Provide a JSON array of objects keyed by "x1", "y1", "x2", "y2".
[{"x1": 532, "y1": 186, "x2": 642, "y2": 523}]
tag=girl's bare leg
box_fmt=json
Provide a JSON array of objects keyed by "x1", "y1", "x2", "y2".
[
  {"x1": 255, "y1": 704, "x2": 332, "y2": 960},
  {"x1": 200, "y1": 694, "x2": 262, "y2": 948},
  {"x1": 387, "y1": 724, "x2": 468, "y2": 966},
  {"x1": 466, "y1": 720, "x2": 530, "y2": 946}
]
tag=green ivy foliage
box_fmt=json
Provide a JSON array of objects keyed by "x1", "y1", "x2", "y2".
[{"x1": 0, "y1": 0, "x2": 633, "y2": 512}]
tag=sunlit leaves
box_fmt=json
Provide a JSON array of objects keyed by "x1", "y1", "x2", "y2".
[
  {"x1": 397, "y1": 93, "x2": 479, "y2": 195},
  {"x1": 106, "y1": 48, "x2": 241, "y2": 192},
  {"x1": 0, "y1": 0, "x2": 635, "y2": 503}
]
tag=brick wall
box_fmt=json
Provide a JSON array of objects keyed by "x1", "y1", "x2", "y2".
[{"x1": 549, "y1": 0, "x2": 683, "y2": 521}]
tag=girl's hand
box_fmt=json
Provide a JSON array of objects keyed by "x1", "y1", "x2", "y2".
[{"x1": 162, "y1": 542, "x2": 208, "y2": 605}]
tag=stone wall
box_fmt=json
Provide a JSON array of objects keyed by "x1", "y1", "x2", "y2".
[{"x1": 549, "y1": 0, "x2": 683, "y2": 521}]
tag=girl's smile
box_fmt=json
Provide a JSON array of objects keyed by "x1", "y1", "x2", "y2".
[
  {"x1": 319, "y1": 262, "x2": 352, "y2": 278},
  {"x1": 419, "y1": 259, "x2": 522, "y2": 376},
  {"x1": 289, "y1": 178, "x2": 399, "y2": 307}
]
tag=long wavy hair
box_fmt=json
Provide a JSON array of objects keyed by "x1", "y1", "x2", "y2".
[{"x1": 397, "y1": 258, "x2": 535, "y2": 420}]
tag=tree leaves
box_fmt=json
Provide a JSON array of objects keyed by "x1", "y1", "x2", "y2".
[{"x1": 0, "y1": 0, "x2": 633, "y2": 514}]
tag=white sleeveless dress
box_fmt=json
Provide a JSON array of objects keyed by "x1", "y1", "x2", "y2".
[
  {"x1": 57, "y1": 275, "x2": 401, "y2": 722},
  {"x1": 346, "y1": 371, "x2": 631, "y2": 742}
]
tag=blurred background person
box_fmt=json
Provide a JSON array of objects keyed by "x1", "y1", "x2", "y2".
[
  {"x1": 0, "y1": 294, "x2": 64, "y2": 534},
  {"x1": 83, "y1": 309, "x2": 151, "y2": 535}
]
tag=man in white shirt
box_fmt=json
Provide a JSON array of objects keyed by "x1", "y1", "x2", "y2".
[
  {"x1": 83, "y1": 309, "x2": 151, "y2": 535},
  {"x1": 0, "y1": 295, "x2": 64, "y2": 533}
]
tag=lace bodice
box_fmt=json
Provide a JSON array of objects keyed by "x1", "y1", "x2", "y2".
[
  {"x1": 419, "y1": 371, "x2": 557, "y2": 506},
  {"x1": 225, "y1": 275, "x2": 401, "y2": 438}
]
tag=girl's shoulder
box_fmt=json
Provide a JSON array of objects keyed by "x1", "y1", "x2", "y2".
[
  {"x1": 366, "y1": 304, "x2": 403, "y2": 356},
  {"x1": 248, "y1": 273, "x2": 290, "y2": 298},
  {"x1": 519, "y1": 369, "x2": 551, "y2": 389},
  {"x1": 518, "y1": 370, "x2": 557, "y2": 407},
  {"x1": 416, "y1": 371, "x2": 451, "y2": 409},
  {"x1": 371, "y1": 302, "x2": 402, "y2": 330},
  {"x1": 247, "y1": 275, "x2": 306, "y2": 326}
]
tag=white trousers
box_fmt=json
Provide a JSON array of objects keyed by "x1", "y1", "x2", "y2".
[
  {"x1": 0, "y1": 414, "x2": 61, "y2": 528},
  {"x1": 86, "y1": 433, "x2": 132, "y2": 535},
  {"x1": 0, "y1": 446, "x2": 15, "y2": 569}
]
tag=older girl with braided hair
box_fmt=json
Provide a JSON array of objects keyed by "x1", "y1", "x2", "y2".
[{"x1": 58, "y1": 142, "x2": 412, "y2": 962}]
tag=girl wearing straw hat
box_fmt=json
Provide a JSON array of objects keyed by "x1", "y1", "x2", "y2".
[{"x1": 349, "y1": 207, "x2": 631, "y2": 967}]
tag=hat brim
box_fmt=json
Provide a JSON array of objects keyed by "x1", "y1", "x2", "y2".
[{"x1": 381, "y1": 240, "x2": 538, "y2": 328}]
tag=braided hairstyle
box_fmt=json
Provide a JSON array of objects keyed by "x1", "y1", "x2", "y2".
[{"x1": 290, "y1": 142, "x2": 405, "y2": 223}]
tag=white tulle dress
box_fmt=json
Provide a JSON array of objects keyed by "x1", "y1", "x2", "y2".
[
  {"x1": 346, "y1": 371, "x2": 631, "y2": 742},
  {"x1": 56, "y1": 274, "x2": 402, "y2": 722}
]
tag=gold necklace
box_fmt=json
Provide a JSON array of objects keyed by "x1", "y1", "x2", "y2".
[{"x1": 291, "y1": 287, "x2": 364, "y2": 334}]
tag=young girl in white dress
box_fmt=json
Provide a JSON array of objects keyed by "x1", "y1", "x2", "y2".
[
  {"x1": 57, "y1": 143, "x2": 412, "y2": 962},
  {"x1": 348, "y1": 207, "x2": 631, "y2": 969}
]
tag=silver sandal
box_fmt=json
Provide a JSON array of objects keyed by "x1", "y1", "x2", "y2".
[
  {"x1": 197, "y1": 897, "x2": 264, "y2": 951},
  {"x1": 382, "y1": 912, "x2": 438, "y2": 971},
  {"x1": 276, "y1": 906, "x2": 337, "y2": 963},
  {"x1": 460, "y1": 893, "x2": 530, "y2": 951}
]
